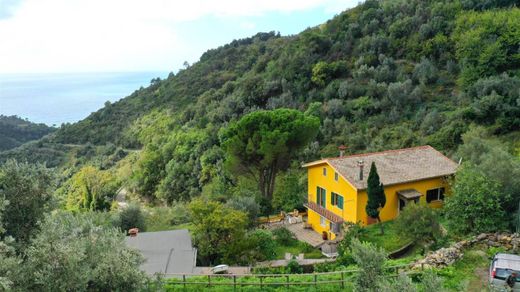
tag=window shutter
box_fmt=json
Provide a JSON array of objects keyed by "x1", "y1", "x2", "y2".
[{"x1": 338, "y1": 195, "x2": 344, "y2": 209}]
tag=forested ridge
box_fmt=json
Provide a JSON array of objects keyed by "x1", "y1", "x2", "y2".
[
  {"x1": 0, "y1": 115, "x2": 55, "y2": 152},
  {"x1": 2, "y1": 0, "x2": 519, "y2": 203}
]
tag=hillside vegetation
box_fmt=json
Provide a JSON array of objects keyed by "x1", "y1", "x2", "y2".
[
  {"x1": 0, "y1": 115, "x2": 55, "y2": 152},
  {"x1": 2, "y1": 0, "x2": 519, "y2": 203},
  {"x1": 1, "y1": 1, "x2": 520, "y2": 290}
]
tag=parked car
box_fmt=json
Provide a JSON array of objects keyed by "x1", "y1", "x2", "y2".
[
  {"x1": 211, "y1": 264, "x2": 229, "y2": 274},
  {"x1": 489, "y1": 253, "x2": 520, "y2": 291}
]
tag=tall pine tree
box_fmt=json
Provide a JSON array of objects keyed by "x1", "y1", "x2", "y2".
[{"x1": 366, "y1": 162, "x2": 386, "y2": 235}]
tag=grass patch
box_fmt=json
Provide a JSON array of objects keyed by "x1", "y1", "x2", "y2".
[
  {"x1": 436, "y1": 247, "x2": 489, "y2": 291},
  {"x1": 144, "y1": 206, "x2": 192, "y2": 232},
  {"x1": 273, "y1": 241, "x2": 323, "y2": 260},
  {"x1": 358, "y1": 221, "x2": 408, "y2": 252},
  {"x1": 164, "y1": 272, "x2": 356, "y2": 291}
]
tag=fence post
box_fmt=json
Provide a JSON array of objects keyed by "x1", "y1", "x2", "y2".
[
  {"x1": 183, "y1": 275, "x2": 186, "y2": 290},
  {"x1": 208, "y1": 275, "x2": 211, "y2": 287},
  {"x1": 286, "y1": 275, "x2": 290, "y2": 289},
  {"x1": 260, "y1": 276, "x2": 263, "y2": 289},
  {"x1": 341, "y1": 271, "x2": 345, "y2": 289},
  {"x1": 314, "y1": 274, "x2": 317, "y2": 289},
  {"x1": 233, "y1": 275, "x2": 236, "y2": 291}
]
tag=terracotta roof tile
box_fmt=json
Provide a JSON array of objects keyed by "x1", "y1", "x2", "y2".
[{"x1": 305, "y1": 145, "x2": 458, "y2": 190}]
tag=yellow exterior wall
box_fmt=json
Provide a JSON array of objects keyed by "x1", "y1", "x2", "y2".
[
  {"x1": 307, "y1": 209, "x2": 332, "y2": 239},
  {"x1": 306, "y1": 162, "x2": 452, "y2": 234},
  {"x1": 356, "y1": 176, "x2": 450, "y2": 225},
  {"x1": 306, "y1": 163, "x2": 358, "y2": 238}
]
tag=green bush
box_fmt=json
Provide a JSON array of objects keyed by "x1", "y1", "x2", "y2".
[
  {"x1": 394, "y1": 203, "x2": 441, "y2": 245},
  {"x1": 272, "y1": 227, "x2": 297, "y2": 246},
  {"x1": 170, "y1": 202, "x2": 191, "y2": 225},
  {"x1": 116, "y1": 204, "x2": 146, "y2": 233},
  {"x1": 246, "y1": 229, "x2": 277, "y2": 261},
  {"x1": 350, "y1": 238, "x2": 387, "y2": 292},
  {"x1": 445, "y1": 164, "x2": 507, "y2": 234},
  {"x1": 286, "y1": 259, "x2": 303, "y2": 274}
]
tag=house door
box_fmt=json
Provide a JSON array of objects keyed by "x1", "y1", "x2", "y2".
[{"x1": 399, "y1": 198, "x2": 406, "y2": 213}]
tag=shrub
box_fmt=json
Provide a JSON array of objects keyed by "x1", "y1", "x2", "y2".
[
  {"x1": 394, "y1": 203, "x2": 441, "y2": 245},
  {"x1": 286, "y1": 259, "x2": 303, "y2": 274},
  {"x1": 189, "y1": 199, "x2": 248, "y2": 265},
  {"x1": 445, "y1": 164, "x2": 507, "y2": 234},
  {"x1": 246, "y1": 229, "x2": 277, "y2": 261},
  {"x1": 337, "y1": 222, "x2": 364, "y2": 264},
  {"x1": 350, "y1": 238, "x2": 387, "y2": 292},
  {"x1": 19, "y1": 212, "x2": 147, "y2": 291},
  {"x1": 226, "y1": 196, "x2": 260, "y2": 226},
  {"x1": 272, "y1": 227, "x2": 297, "y2": 246},
  {"x1": 170, "y1": 202, "x2": 191, "y2": 225},
  {"x1": 116, "y1": 204, "x2": 146, "y2": 233}
]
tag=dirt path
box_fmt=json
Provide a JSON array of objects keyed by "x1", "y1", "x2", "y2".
[
  {"x1": 468, "y1": 266, "x2": 489, "y2": 291},
  {"x1": 467, "y1": 251, "x2": 489, "y2": 292}
]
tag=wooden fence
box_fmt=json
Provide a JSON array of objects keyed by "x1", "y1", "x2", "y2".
[{"x1": 164, "y1": 264, "x2": 424, "y2": 290}]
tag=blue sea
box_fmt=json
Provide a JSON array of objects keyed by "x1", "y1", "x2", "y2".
[{"x1": 0, "y1": 72, "x2": 168, "y2": 126}]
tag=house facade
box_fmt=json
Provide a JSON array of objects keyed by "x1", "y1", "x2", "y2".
[{"x1": 302, "y1": 145, "x2": 458, "y2": 240}]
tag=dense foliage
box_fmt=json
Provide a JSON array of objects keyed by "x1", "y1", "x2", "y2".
[
  {"x1": 0, "y1": 160, "x2": 55, "y2": 246},
  {"x1": 220, "y1": 108, "x2": 320, "y2": 200},
  {"x1": 445, "y1": 164, "x2": 507, "y2": 234},
  {"x1": 59, "y1": 166, "x2": 119, "y2": 211},
  {"x1": 0, "y1": 115, "x2": 54, "y2": 152},
  {"x1": 19, "y1": 212, "x2": 147, "y2": 291},
  {"x1": 3, "y1": 1, "x2": 515, "y2": 211},
  {"x1": 189, "y1": 199, "x2": 248, "y2": 265},
  {"x1": 0, "y1": 0, "x2": 519, "y2": 289},
  {"x1": 394, "y1": 203, "x2": 441, "y2": 244}
]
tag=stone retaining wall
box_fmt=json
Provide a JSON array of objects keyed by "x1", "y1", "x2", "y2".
[{"x1": 412, "y1": 232, "x2": 520, "y2": 269}]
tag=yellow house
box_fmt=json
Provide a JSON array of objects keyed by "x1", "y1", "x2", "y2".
[{"x1": 302, "y1": 145, "x2": 458, "y2": 240}]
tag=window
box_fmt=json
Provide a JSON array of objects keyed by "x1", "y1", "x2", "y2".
[
  {"x1": 317, "y1": 186, "x2": 326, "y2": 207},
  {"x1": 426, "y1": 188, "x2": 445, "y2": 203},
  {"x1": 334, "y1": 172, "x2": 339, "y2": 181},
  {"x1": 320, "y1": 216, "x2": 326, "y2": 227},
  {"x1": 322, "y1": 167, "x2": 327, "y2": 176},
  {"x1": 331, "y1": 192, "x2": 344, "y2": 209}
]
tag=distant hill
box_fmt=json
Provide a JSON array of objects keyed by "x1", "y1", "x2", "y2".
[{"x1": 0, "y1": 115, "x2": 55, "y2": 152}]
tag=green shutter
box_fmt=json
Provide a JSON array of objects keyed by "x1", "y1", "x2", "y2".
[{"x1": 338, "y1": 195, "x2": 344, "y2": 209}]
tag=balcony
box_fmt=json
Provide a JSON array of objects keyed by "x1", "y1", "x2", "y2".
[{"x1": 304, "y1": 201, "x2": 344, "y2": 224}]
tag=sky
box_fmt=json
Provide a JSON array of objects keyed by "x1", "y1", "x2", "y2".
[{"x1": 0, "y1": 0, "x2": 359, "y2": 74}]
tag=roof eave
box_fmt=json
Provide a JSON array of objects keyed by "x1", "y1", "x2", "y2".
[
  {"x1": 356, "y1": 172, "x2": 456, "y2": 191},
  {"x1": 301, "y1": 160, "x2": 328, "y2": 168}
]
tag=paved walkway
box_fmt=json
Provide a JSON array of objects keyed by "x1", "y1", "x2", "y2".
[
  {"x1": 257, "y1": 258, "x2": 336, "y2": 268},
  {"x1": 284, "y1": 222, "x2": 326, "y2": 248},
  {"x1": 192, "y1": 266, "x2": 251, "y2": 275}
]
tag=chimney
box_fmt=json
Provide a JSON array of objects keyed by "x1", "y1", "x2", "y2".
[
  {"x1": 128, "y1": 228, "x2": 139, "y2": 237},
  {"x1": 338, "y1": 145, "x2": 347, "y2": 157},
  {"x1": 357, "y1": 160, "x2": 364, "y2": 181}
]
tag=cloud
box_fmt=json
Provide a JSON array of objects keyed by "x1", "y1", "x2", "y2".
[
  {"x1": 0, "y1": 0, "x2": 23, "y2": 19},
  {"x1": 0, "y1": 0, "x2": 359, "y2": 73}
]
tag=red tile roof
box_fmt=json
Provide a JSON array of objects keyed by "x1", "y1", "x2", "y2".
[{"x1": 303, "y1": 145, "x2": 458, "y2": 190}]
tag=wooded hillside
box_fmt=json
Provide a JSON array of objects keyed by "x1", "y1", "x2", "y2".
[
  {"x1": 3, "y1": 0, "x2": 519, "y2": 202},
  {"x1": 0, "y1": 115, "x2": 55, "y2": 152}
]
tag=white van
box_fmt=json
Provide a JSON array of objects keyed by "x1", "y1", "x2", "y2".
[{"x1": 489, "y1": 253, "x2": 520, "y2": 291}]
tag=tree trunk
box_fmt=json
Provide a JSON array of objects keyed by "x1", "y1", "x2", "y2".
[
  {"x1": 377, "y1": 215, "x2": 384, "y2": 235},
  {"x1": 266, "y1": 165, "x2": 277, "y2": 201}
]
